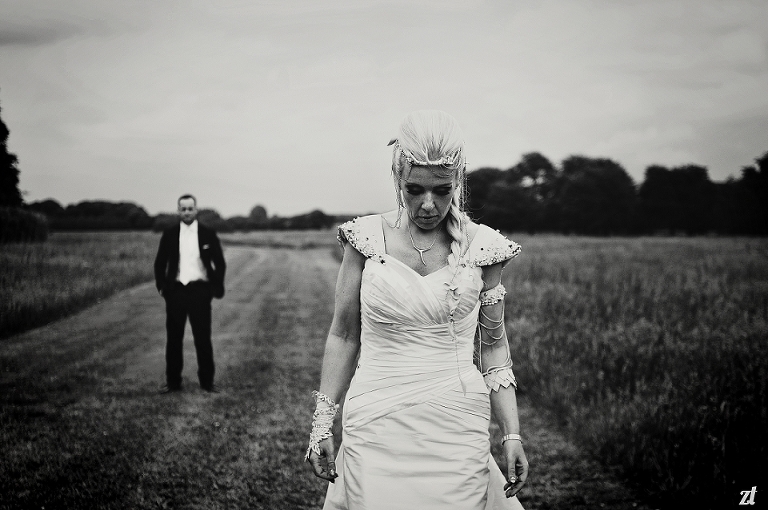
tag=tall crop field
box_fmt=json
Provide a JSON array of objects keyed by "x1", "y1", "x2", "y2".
[
  {"x1": 503, "y1": 236, "x2": 768, "y2": 506},
  {"x1": 0, "y1": 232, "x2": 158, "y2": 338}
]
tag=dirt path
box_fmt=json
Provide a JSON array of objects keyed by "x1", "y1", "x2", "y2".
[{"x1": 0, "y1": 247, "x2": 650, "y2": 510}]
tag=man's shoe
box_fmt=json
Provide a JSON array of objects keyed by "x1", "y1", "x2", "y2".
[
  {"x1": 158, "y1": 384, "x2": 182, "y2": 394},
  {"x1": 201, "y1": 384, "x2": 220, "y2": 393}
]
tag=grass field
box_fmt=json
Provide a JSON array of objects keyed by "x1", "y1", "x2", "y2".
[
  {"x1": 503, "y1": 235, "x2": 768, "y2": 506},
  {"x1": 0, "y1": 230, "x2": 338, "y2": 339},
  {"x1": 1, "y1": 231, "x2": 766, "y2": 507},
  {"x1": 0, "y1": 232, "x2": 159, "y2": 339}
]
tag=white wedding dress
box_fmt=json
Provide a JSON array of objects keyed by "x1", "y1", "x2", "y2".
[{"x1": 323, "y1": 215, "x2": 524, "y2": 510}]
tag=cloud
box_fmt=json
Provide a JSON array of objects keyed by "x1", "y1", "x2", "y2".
[
  {"x1": 0, "y1": 1, "x2": 146, "y2": 48},
  {"x1": 0, "y1": 21, "x2": 82, "y2": 47}
]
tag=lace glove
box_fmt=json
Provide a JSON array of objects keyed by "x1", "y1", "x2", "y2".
[{"x1": 305, "y1": 391, "x2": 339, "y2": 461}]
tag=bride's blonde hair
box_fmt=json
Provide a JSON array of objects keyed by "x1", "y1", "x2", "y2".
[{"x1": 389, "y1": 110, "x2": 469, "y2": 273}]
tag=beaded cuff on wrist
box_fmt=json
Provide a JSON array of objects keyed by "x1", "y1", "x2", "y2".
[
  {"x1": 479, "y1": 283, "x2": 506, "y2": 306},
  {"x1": 305, "y1": 391, "x2": 339, "y2": 461}
]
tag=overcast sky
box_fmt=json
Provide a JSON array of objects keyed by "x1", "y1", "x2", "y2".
[{"x1": 1, "y1": 0, "x2": 766, "y2": 216}]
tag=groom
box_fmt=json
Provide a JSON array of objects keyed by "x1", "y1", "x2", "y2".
[{"x1": 154, "y1": 194, "x2": 226, "y2": 393}]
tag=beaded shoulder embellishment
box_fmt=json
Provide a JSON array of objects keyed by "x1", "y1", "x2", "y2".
[
  {"x1": 337, "y1": 216, "x2": 385, "y2": 264},
  {"x1": 470, "y1": 227, "x2": 521, "y2": 267}
]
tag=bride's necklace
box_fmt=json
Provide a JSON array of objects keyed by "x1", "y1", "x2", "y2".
[{"x1": 407, "y1": 220, "x2": 438, "y2": 266}]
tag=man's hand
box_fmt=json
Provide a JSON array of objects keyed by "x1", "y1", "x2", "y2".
[{"x1": 307, "y1": 438, "x2": 338, "y2": 483}]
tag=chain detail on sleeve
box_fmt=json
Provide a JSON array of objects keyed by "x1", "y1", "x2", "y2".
[
  {"x1": 478, "y1": 283, "x2": 506, "y2": 346},
  {"x1": 478, "y1": 307, "x2": 505, "y2": 345},
  {"x1": 477, "y1": 282, "x2": 517, "y2": 392},
  {"x1": 305, "y1": 391, "x2": 339, "y2": 461}
]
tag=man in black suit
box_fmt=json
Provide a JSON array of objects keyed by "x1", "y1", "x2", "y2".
[{"x1": 154, "y1": 194, "x2": 226, "y2": 393}]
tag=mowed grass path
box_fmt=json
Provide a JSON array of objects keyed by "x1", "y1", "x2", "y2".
[{"x1": 0, "y1": 245, "x2": 650, "y2": 510}]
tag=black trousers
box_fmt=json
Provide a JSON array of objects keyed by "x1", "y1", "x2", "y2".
[{"x1": 164, "y1": 281, "x2": 215, "y2": 389}]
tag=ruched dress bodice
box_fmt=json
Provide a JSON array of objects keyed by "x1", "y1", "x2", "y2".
[{"x1": 323, "y1": 215, "x2": 523, "y2": 510}]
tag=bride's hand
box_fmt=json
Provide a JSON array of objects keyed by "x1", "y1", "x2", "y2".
[
  {"x1": 502, "y1": 440, "x2": 528, "y2": 498},
  {"x1": 308, "y1": 437, "x2": 339, "y2": 483}
]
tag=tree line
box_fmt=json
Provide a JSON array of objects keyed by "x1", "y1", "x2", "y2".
[
  {"x1": 2, "y1": 94, "x2": 767, "y2": 240},
  {"x1": 467, "y1": 151, "x2": 768, "y2": 235},
  {"x1": 22, "y1": 199, "x2": 349, "y2": 232},
  {"x1": 8, "y1": 149, "x2": 768, "y2": 238}
]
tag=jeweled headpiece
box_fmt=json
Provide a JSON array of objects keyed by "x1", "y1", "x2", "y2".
[{"x1": 388, "y1": 139, "x2": 464, "y2": 169}]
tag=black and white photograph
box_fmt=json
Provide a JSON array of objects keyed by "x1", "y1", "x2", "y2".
[{"x1": 1, "y1": 1, "x2": 766, "y2": 509}]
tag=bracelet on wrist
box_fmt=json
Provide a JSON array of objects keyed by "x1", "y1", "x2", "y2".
[{"x1": 502, "y1": 433, "x2": 523, "y2": 445}]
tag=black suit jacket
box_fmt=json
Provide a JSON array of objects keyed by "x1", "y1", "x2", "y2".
[{"x1": 154, "y1": 222, "x2": 226, "y2": 299}]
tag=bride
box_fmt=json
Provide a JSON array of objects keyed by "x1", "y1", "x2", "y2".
[{"x1": 306, "y1": 110, "x2": 528, "y2": 509}]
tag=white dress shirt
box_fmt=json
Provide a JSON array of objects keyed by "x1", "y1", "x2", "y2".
[{"x1": 177, "y1": 220, "x2": 208, "y2": 284}]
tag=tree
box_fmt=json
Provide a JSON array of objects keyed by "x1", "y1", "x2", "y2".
[
  {"x1": 467, "y1": 154, "x2": 562, "y2": 233},
  {"x1": 249, "y1": 205, "x2": 268, "y2": 223},
  {"x1": 709, "y1": 179, "x2": 741, "y2": 235},
  {"x1": 466, "y1": 167, "x2": 505, "y2": 225},
  {"x1": 266, "y1": 209, "x2": 330, "y2": 230},
  {"x1": 505, "y1": 152, "x2": 560, "y2": 231},
  {"x1": 481, "y1": 180, "x2": 537, "y2": 232},
  {"x1": 197, "y1": 208, "x2": 231, "y2": 232},
  {"x1": 638, "y1": 165, "x2": 716, "y2": 234},
  {"x1": 553, "y1": 156, "x2": 637, "y2": 235},
  {"x1": 248, "y1": 204, "x2": 268, "y2": 229},
  {"x1": 508, "y1": 152, "x2": 559, "y2": 202},
  {"x1": 26, "y1": 199, "x2": 64, "y2": 217},
  {"x1": 0, "y1": 98, "x2": 23, "y2": 207},
  {"x1": 734, "y1": 151, "x2": 768, "y2": 235}
]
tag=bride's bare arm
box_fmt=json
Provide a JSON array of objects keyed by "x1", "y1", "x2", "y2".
[
  {"x1": 480, "y1": 262, "x2": 529, "y2": 499},
  {"x1": 308, "y1": 242, "x2": 365, "y2": 481},
  {"x1": 319, "y1": 243, "x2": 364, "y2": 400}
]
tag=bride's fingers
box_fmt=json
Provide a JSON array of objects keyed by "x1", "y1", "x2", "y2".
[
  {"x1": 308, "y1": 451, "x2": 328, "y2": 479},
  {"x1": 320, "y1": 440, "x2": 338, "y2": 482},
  {"x1": 307, "y1": 440, "x2": 339, "y2": 482},
  {"x1": 326, "y1": 457, "x2": 338, "y2": 482},
  {"x1": 513, "y1": 455, "x2": 529, "y2": 496},
  {"x1": 503, "y1": 451, "x2": 528, "y2": 498},
  {"x1": 505, "y1": 477, "x2": 526, "y2": 498},
  {"x1": 517, "y1": 453, "x2": 529, "y2": 483}
]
